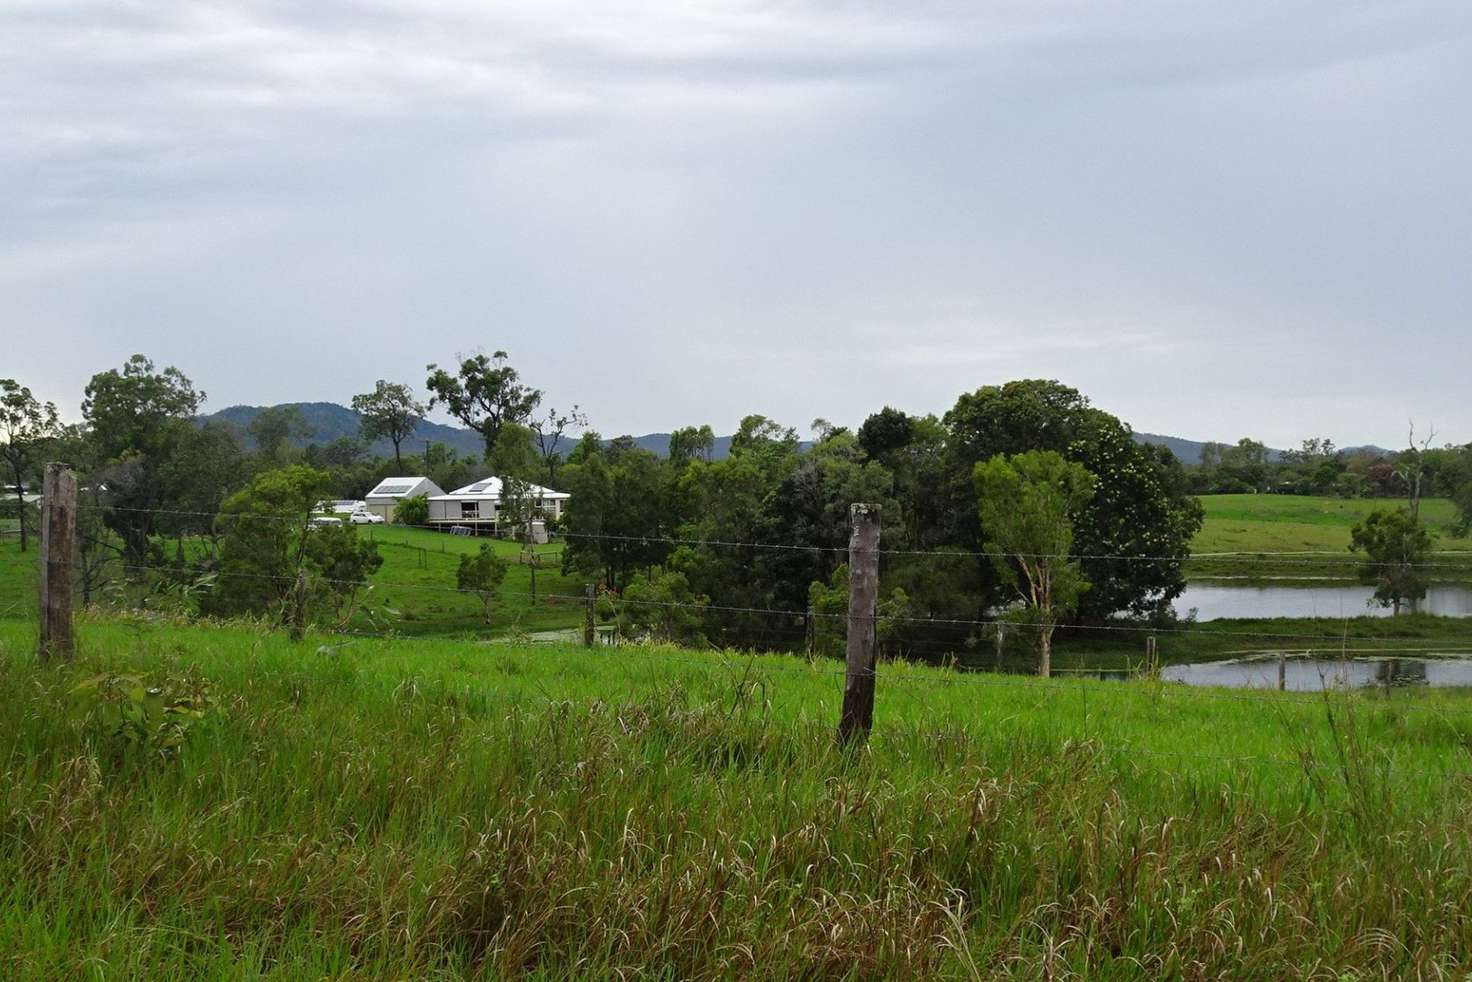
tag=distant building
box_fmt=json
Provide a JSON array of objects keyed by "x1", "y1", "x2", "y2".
[
  {"x1": 427, "y1": 477, "x2": 569, "y2": 539},
  {"x1": 363, "y1": 476, "x2": 445, "y2": 522}
]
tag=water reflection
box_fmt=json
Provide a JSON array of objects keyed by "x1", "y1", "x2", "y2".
[
  {"x1": 1157, "y1": 656, "x2": 1472, "y2": 691},
  {"x1": 1174, "y1": 584, "x2": 1472, "y2": 621}
]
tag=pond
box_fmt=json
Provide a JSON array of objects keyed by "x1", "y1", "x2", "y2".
[
  {"x1": 1174, "y1": 583, "x2": 1472, "y2": 621},
  {"x1": 1160, "y1": 656, "x2": 1472, "y2": 691},
  {"x1": 1061, "y1": 657, "x2": 1472, "y2": 690}
]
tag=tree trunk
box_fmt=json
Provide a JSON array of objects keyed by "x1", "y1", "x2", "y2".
[{"x1": 1039, "y1": 625, "x2": 1053, "y2": 678}]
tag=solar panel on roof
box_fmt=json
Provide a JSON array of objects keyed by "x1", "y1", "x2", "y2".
[
  {"x1": 375, "y1": 482, "x2": 414, "y2": 495},
  {"x1": 465, "y1": 481, "x2": 495, "y2": 493}
]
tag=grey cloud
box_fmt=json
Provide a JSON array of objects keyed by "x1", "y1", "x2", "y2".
[{"x1": 2, "y1": 1, "x2": 1469, "y2": 448}]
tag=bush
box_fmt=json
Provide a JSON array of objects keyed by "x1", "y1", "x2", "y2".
[{"x1": 395, "y1": 494, "x2": 429, "y2": 526}]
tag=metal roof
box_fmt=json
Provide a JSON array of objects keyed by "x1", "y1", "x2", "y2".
[
  {"x1": 430, "y1": 477, "x2": 570, "y2": 500},
  {"x1": 366, "y1": 477, "x2": 438, "y2": 498}
]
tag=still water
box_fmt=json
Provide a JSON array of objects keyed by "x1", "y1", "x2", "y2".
[
  {"x1": 1062, "y1": 657, "x2": 1472, "y2": 690},
  {"x1": 1175, "y1": 583, "x2": 1472, "y2": 621},
  {"x1": 1160, "y1": 657, "x2": 1472, "y2": 691}
]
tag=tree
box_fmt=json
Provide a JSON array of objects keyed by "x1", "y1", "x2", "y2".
[
  {"x1": 529, "y1": 405, "x2": 588, "y2": 486},
  {"x1": 1454, "y1": 475, "x2": 1472, "y2": 538},
  {"x1": 974, "y1": 450, "x2": 1096, "y2": 677},
  {"x1": 944, "y1": 380, "x2": 1202, "y2": 620},
  {"x1": 1349, "y1": 509, "x2": 1433, "y2": 615},
  {"x1": 425, "y1": 351, "x2": 541, "y2": 457},
  {"x1": 352, "y1": 381, "x2": 425, "y2": 469},
  {"x1": 203, "y1": 465, "x2": 335, "y2": 620},
  {"x1": 83, "y1": 355, "x2": 204, "y2": 461},
  {"x1": 1393, "y1": 422, "x2": 1438, "y2": 521},
  {"x1": 616, "y1": 571, "x2": 709, "y2": 645},
  {"x1": 560, "y1": 447, "x2": 670, "y2": 589},
  {"x1": 0, "y1": 379, "x2": 61, "y2": 551},
  {"x1": 395, "y1": 494, "x2": 429, "y2": 527},
  {"x1": 248, "y1": 406, "x2": 313, "y2": 461},
  {"x1": 82, "y1": 355, "x2": 205, "y2": 565},
  {"x1": 457, "y1": 544, "x2": 508, "y2": 625},
  {"x1": 667, "y1": 425, "x2": 715, "y2": 468},
  {"x1": 807, "y1": 564, "x2": 912, "y2": 661},
  {"x1": 856, "y1": 406, "x2": 915, "y2": 461}
]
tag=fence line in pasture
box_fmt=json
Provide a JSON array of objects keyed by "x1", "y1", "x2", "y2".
[{"x1": 12, "y1": 552, "x2": 1472, "y2": 651}]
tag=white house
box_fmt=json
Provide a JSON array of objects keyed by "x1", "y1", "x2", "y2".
[
  {"x1": 364, "y1": 476, "x2": 445, "y2": 522},
  {"x1": 427, "y1": 477, "x2": 570, "y2": 538}
]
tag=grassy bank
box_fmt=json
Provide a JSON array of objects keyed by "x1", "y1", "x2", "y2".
[
  {"x1": 1189, "y1": 494, "x2": 1471, "y2": 581},
  {"x1": 2, "y1": 615, "x2": 1472, "y2": 977}
]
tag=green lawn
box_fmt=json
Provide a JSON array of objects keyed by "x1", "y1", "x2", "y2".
[
  {"x1": 0, "y1": 525, "x2": 590, "y2": 638},
  {"x1": 1189, "y1": 494, "x2": 1471, "y2": 580},
  {"x1": 351, "y1": 525, "x2": 588, "y2": 636},
  {"x1": 2, "y1": 615, "x2": 1471, "y2": 976}
]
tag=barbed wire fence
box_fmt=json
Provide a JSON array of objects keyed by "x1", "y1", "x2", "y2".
[{"x1": 9, "y1": 470, "x2": 1472, "y2": 769}]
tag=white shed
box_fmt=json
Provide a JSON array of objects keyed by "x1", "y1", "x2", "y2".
[
  {"x1": 427, "y1": 477, "x2": 570, "y2": 537},
  {"x1": 364, "y1": 476, "x2": 445, "y2": 522}
]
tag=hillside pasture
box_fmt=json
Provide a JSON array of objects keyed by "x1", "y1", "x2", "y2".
[{"x1": 1190, "y1": 494, "x2": 1470, "y2": 580}]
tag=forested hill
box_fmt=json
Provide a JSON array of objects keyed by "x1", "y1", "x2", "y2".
[
  {"x1": 202, "y1": 403, "x2": 485, "y2": 457},
  {"x1": 200, "y1": 403, "x2": 1302, "y2": 465}
]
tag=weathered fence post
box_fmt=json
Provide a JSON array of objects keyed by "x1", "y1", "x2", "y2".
[
  {"x1": 38, "y1": 462, "x2": 77, "y2": 662},
  {"x1": 1277, "y1": 650, "x2": 1287, "y2": 691},
  {"x1": 583, "y1": 584, "x2": 595, "y2": 647},
  {"x1": 837, "y1": 503, "x2": 880, "y2": 748},
  {"x1": 804, "y1": 605, "x2": 815, "y2": 660},
  {"x1": 1146, "y1": 635, "x2": 1159, "y2": 676},
  {"x1": 994, "y1": 621, "x2": 1006, "y2": 672}
]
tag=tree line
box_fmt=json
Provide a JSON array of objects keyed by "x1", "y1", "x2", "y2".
[{"x1": 4, "y1": 354, "x2": 1469, "y2": 661}]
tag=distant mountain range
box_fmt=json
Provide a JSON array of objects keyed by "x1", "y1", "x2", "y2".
[{"x1": 199, "y1": 404, "x2": 1391, "y2": 467}]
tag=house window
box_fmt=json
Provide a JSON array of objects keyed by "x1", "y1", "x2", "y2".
[{"x1": 460, "y1": 501, "x2": 478, "y2": 518}]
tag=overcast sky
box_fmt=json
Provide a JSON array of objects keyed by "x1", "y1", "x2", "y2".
[{"x1": 3, "y1": 1, "x2": 1469, "y2": 448}]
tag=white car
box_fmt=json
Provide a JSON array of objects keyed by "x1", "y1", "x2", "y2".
[{"x1": 350, "y1": 510, "x2": 386, "y2": 525}]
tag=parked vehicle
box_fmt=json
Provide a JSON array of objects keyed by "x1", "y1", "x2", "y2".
[
  {"x1": 350, "y1": 510, "x2": 386, "y2": 525},
  {"x1": 308, "y1": 515, "x2": 342, "y2": 529}
]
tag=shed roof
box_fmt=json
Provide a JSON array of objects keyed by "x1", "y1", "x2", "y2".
[{"x1": 366, "y1": 476, "x2": 441, "y2": 499}]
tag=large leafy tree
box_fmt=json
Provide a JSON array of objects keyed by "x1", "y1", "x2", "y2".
[
  {"x1": 1349, "y1": 509, "x2": 1434, "y2": 615},
  {"x1": 0, "y1": 379, "x2": 61, "y2": 551},
  {"x1": 975, "y1": 450, "x2": 1096, "y2": 677},
  {"x1": 944, "y1": 380, "x2": 1202, "y2": 619},
  {"x1": 425, "y1": 351, "x2": 541, "y2": 457},
  {"x1": 351, "y1": 380, "x2": 425, "y2": 469},
  {"x1": 82, "y1": 355, "x2": 205, "y2": 565}
]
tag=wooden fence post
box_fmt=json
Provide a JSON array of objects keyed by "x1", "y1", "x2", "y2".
[
  {"x1": 583, "y1": 584, "x2": 595, "y2": 647},
  {"x1": 837, "y1": 503, "x2": 880, "y2": 748},
  {"x1": 1277, "y1": 650, "x2": 1287, "y2": 691},
  {"x1": 38, "y1": 462, "x2": 77, "y2": 663},
  {"x1": 994, "y1": 622, "x2": 1006, "y2": 672}
]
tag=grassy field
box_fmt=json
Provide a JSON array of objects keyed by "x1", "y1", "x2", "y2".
[
  {"x1": 349, "y1": 525, "x2": 587, "y2": 636},
  {"x1": 1189, "y1": 494, "x2": 1470, "y2": 581},
  {"x1": 0, "y1": 525, "x2": 591, "y2": 638},
  {"x1": 2, "y1": 614, "x2": 1471, "y2": 977}
]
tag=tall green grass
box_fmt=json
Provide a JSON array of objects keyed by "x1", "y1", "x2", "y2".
[{"x1": 3, "y1": 614, "x2": 1472, "y2": 977}]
